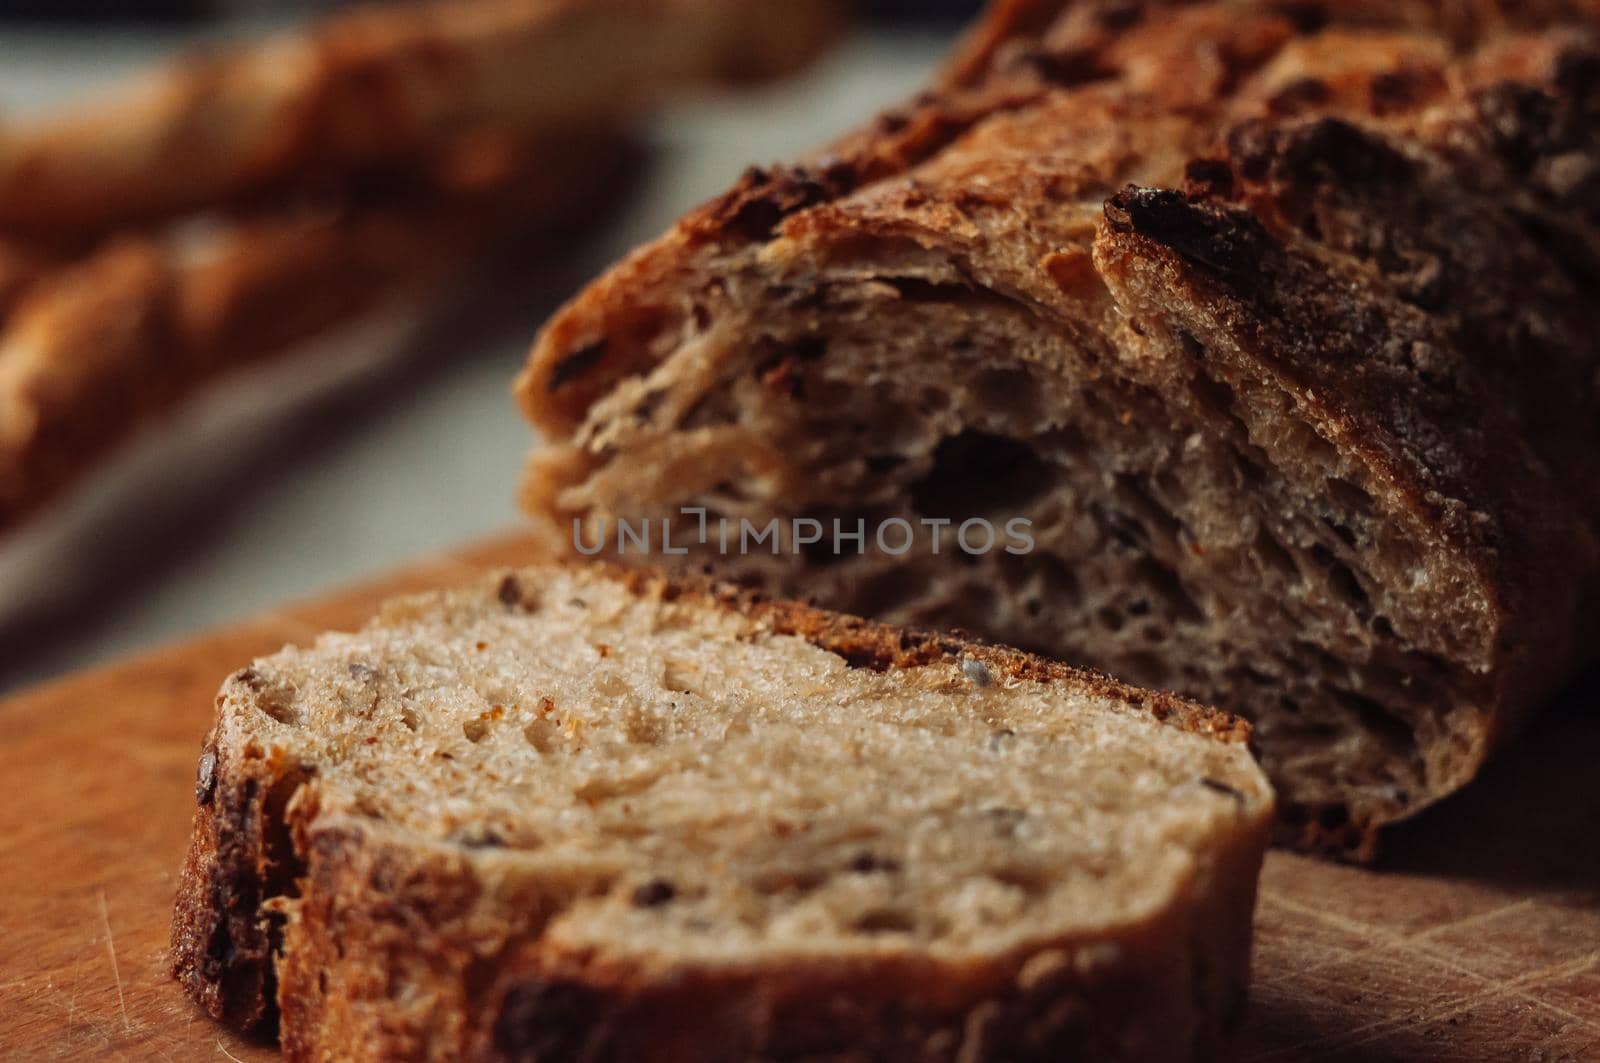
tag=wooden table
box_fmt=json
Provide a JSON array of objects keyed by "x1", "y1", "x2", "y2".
[{"x1": 2, "y1": 533, "x2": 1597, "y2": 1061}]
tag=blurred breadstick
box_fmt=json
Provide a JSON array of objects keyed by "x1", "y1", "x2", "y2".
[
  {"x1": 0, "y1": 131, "x2": 626, "y2": 533},
  {"x1": 0, "y1": 0, "x2": 838, "y2": 237}
]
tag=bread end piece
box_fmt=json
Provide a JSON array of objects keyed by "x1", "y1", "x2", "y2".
[{"x1": 173, "y1": 563, "x2": 1270, "y2": 1061}]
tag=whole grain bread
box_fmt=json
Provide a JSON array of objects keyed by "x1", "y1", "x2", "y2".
[
  {"x1": 516, "y1": 0, "x2": 1600, "y2": 858},
  {"x1": 171, "y1": 563, "x2": 1272, "y2": 1061}
]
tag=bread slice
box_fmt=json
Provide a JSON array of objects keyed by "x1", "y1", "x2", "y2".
[
  {"x1": 514, "y1": 0, "x2": 1600, "y2": 857},
  {"x1": 171, "y1": 563, "x2": 1272, "y2": 1061}
]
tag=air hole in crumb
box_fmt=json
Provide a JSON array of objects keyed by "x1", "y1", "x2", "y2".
[
  {"x1": 1120, "y1": 651, "x2": 1168, "y2": 688},
  {"x1": 1311, "y1": 545, "x2": 1373, "y2": 621},
  {"x1": 910, "y1": 431, "x2": 1052, "y2": 520},
  {"x1": 752, "y1": 869, "x2": 826, "y2": 895},
  {"x1": 848, "y1": 851, "x2": 901, "y2": 874},
  {"x1": 1330, "y1": 688, "x2": 1417, "y2": 760},
  {"x1": 1253, "y1": 527, "x2": 1299, "y2": 580},
  {"x1": 970, "y1": 367, "x2": 1041, "y2": 422},
  {"x1": 852, "y1": 566, "x2": 928, "y2": 618},
  {"x1": 827, "y1": 645, "x2": 891, "y2": 672},
  {"x1": 399, "y1": 706, "x2": 419, "y2": 732},
  {"x1": 1134, "y1": 558, "x2": 1205, "y2": 624},
  {"x1": 631, "y1": 879, "x2": 676, "y2": 907},
  {"x1": 983, "y1": 807, "x2": 1027, "y2": 833},
  {"x1": 989, "y1": 867, "x2": 1049, "y2": 896},
  {"x1": 853, "y1": 909, "x2": 916, "y2": 934}
]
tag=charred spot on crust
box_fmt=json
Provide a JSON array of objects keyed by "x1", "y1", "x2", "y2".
[
  {"x1": 1269, "y1": 0, "x2": 1330, "y2": 34},
  {"x1": 1368, "y1": 67, "x2": 1446, "y2": 116},
  {"x1": 1475, "y1": 83, "x2": 1560, "y2": 175},
  {"x1": 1104, "y1": 186, "x2": 1271, "y2": 281},
  {"x1": 1006, "y1": 45, "x2": 1111, "y2": 88},
  {"x1": 1266, "y1": 76, "x2": 1330, "y2": 116},
  {"x1": 546, "y1": 339, "x2": 607, "y2": 393},
  {"x1": 1095, "y1": 1, "x2": 1144, "y2": 31},
  {"x1": 1231, "y1": 117, "x2": 1413, "y2": 192},
  {"x1": 1182, "y1": 158, "x2": 1236, "y2": 200},
  {"x1": 494, "y1": 980, "x2": 608, "y2": 1061},
  {"x1": 1555, "y1": 47, "x2": 1600, "y2": 101},
  {"x1": 710, "y1": 162, "x2": 858, "y2": 243}
]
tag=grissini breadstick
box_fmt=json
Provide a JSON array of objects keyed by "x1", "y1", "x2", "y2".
[
  {"x1": 0, "y1": 0, "x2": 839, "y2": 237},
  {"x1": 0, "y1": 131, "x2": 626, "y2": 536}
]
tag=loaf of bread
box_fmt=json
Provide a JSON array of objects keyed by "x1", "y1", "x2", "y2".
[
  {"x1": 171, "y1": 563, "x2": 1272, "y2": 1061},
  {"x1": 516, "y1": 0, "x2": 1600, "y2": 857},
  {"x1": 0, "y1": 0, "x2": 838, "y2": 237}
]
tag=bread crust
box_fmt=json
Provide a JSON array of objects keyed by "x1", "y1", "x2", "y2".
[
  {"x1": 171, "y1": 562, "x2": 1270, "y2": 1060},
  {"x1": 515, "y1": 0, "x2": 1600, "y2": 853}
]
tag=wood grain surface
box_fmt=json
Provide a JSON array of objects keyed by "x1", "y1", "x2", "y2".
[{"x1": 2, "y1": 532, "x2": 1597, "y2": 1061}]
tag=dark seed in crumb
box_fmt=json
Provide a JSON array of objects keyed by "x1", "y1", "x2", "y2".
[
  {"x1": 1200, "y1": 777, "x2": 1244, "y2": 802},
  {"x1": 497, "y1": 575, "x2": 523, "y2": 607},
  {"x1": 632, "y1": 879, "x2": 676, "y2": 907},
  {"x1": 195, "y1": 750, "x2": 218, "y2": 805},
  {"x1": 848, "y1": 851, "x2": 901, "y2": 874},
  {"x1": 983, "y1": 806, "x2": 1026, "y2": 830}
]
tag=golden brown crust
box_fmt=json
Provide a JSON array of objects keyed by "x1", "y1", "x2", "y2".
[
  {"x1": 277, "y1": 826, "x2": 1243, "y2": 1062},
  {"x1": 516, "y1": 0, "x2": 1600, "y2": 855},
  {"x1": 170, "y1": 711, "x2": 312, "y2": 1034}
]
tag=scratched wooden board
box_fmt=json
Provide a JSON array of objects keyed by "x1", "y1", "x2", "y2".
[{"x1": 2, "y1": 531, "x2": 1597, "y2": 1061}]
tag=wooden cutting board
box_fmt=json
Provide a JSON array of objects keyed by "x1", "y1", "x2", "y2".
[{"x1": 2, "y1": 531, "x2": 1597, "y2": 1061}]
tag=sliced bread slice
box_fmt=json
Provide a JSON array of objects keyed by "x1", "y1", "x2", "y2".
[{"x1": 172, "y1": 563, "x2": 1272, "y2": 1062}]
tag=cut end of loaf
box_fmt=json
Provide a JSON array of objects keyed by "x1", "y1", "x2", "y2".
[
  {"x1": 172, "y1": 563, "x2": 1271, "y2": 1061},
  {"x1": 517, "y1": 3, "x2": 1600, "y2": 857}
]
